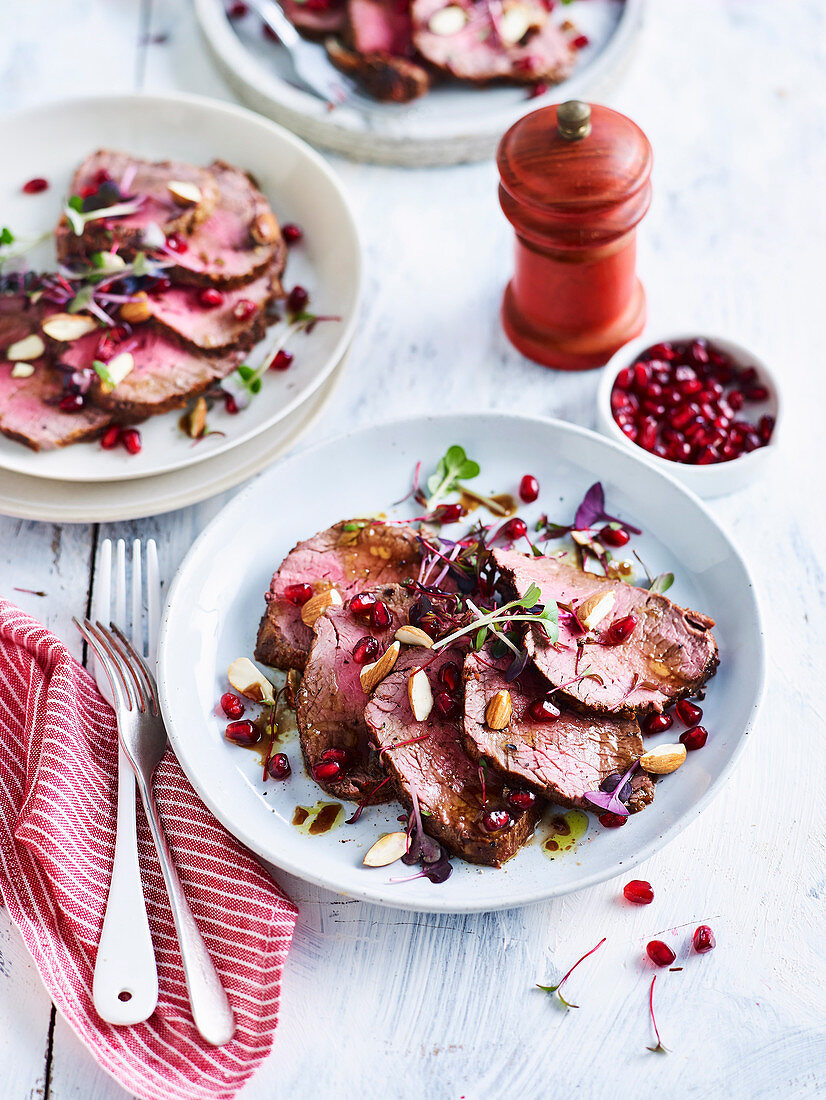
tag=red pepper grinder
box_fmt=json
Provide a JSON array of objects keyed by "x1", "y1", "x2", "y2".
[{"x1": 497, "y1": 100, "x2": 652, "y2": 371}]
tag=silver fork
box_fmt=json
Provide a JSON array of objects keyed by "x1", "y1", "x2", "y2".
[
  {"x1": 90, "y1": 539, "x2": 159, "y2": 1026},
  {"x1": 76, "y1": 616, "x2": 237, "y2": 1048}
]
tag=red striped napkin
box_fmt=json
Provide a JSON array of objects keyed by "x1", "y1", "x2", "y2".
[{"x1": 0, "y1": 600, "x2": 298, "y2": 1100}]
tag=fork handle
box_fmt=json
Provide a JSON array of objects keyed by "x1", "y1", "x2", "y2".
[
  {"x1": 93, "y1": 748, "x2": 159, "y2": 1024},
  {"x1": 135, "y1": 773, "x2": 236, "y2": 1047}
]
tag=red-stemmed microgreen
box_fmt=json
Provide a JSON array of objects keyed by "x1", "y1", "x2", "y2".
[
  {"x1": 389, "y1": 787, "x2": 453, "y2": 885},
  {"x1": 63, "y1": 194, "x2": 144, "y2": 235},
  {"x1": 646, "y1": 976, "x2": 669, "y2": 1053},
  {"x1": 432, "y1": 583, "x2": 559, "y2": 652},
  {"x1": 536, "y1": 936, "x2": 607, "y2": 1009},
  {"x1": 424, "y1": 444, "x2": 480, "y2": 511},
  {"x1": 345, "y1": 775, "x2": 392, "y2": 824}
]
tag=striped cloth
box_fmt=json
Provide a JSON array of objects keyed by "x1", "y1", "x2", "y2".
[{"x1": 0, "y1": 600, "x2": 298, "y2": 1100}]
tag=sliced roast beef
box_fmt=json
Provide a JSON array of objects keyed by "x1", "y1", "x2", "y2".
[
  {"x1": 348, "y1": 0, "x2": 414, "y2": 53},
  {"x1": 493, "y1": 549, "x2": 718, "y2": 714},
  {"x1": 255, "y1": 520, "x2": 421, "y2": 670},
  {"x1": 159, "y1": 161, "x2": 286, "y2": 288},
  {"x1": 297, "y1": 583, "x2": 413, "y2": 802},
  {"x1": 282, "y1": 0, "x2": 348, "y2": 37},
  {"x1": 365, "y1": 647, "x2": 541, "y2": 866},
  {"x1": 58, "y1": 328, "x2": 242, "y2": 419},
  {"x1": 463, "y1": 652, "x2": 654, "y2": 813},
  {"x1": 0, "y1": 359, "x2": 112, "y2": 450},
  {"x1": 412, "y1": 0, "x2": 575, "y2": 84},
  {"x1": 325, "y1": 39, "x2": 432, "y2": 102},
  {"x1": 55, "y1": 150, "x2": 218, "y2": 262}
]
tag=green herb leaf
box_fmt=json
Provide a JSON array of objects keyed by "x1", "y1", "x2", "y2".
[
  {"x1": 132, "y1": 251, "x2": 148, "y2": 277},
  {"x1": 237, "y1": 365, "x2": 255, "y2": 381},
  {"x1": 68, "y1": 195, "x2": 84, "y2": 212},
  {"x1": 425, "y1": 444, "x2": 480, "y2": 509},
  {"x1": 91, "y1": 359, "x2": 114, "y2": 389},
  {"x1": 650, "y1": 572, "x2": 674, "y2": 594},
  {"x1": 519, "y1": 583, "x2": 542, "y2": 608},
  {"x1": 0, "y1": 227, "x2": 14, "y2": 246},
  {"x1": 68, "y1": 285, "x2": 93, "y2": 314}
]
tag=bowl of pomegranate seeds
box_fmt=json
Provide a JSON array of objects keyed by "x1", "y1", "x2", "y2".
[{"x1": 597, "y1": 334, "x2": 780, "y2": 497}]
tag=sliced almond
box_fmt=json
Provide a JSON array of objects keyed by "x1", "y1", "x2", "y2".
[
  {"x1": 639, "y1": 743, "x2": 687, "y2": 775},
  {"x1": 571, "y1": 530, "x2": 592, "y2": 546},
  {"x1": 428, "y1": 5, "x2": 468, "y2": 35},
  {"x1": 184, "y1": 396, "x2": 208, "y2": 439},
  {"x1": 394, "y1": 625, "x2": 434, "y2": 649},
  {"x1": 285, "y1": 668, "x2": 301, "y2": 710},
  {"x1": 10, "y1": 362, "x2": 35, "y2": 378},
  {"x1": 102, "y1": 351, "x2": 134, "y2": 390},
  {"x1": 363, "y1": 831, "x2": 408, "y2": 868},
  {"x1": 300, "y1": 587, "x2": 343, "y2": 627},
  {"x1": 486, "y1": 689, "x2": 513, "y2": 730},
  {"x1": 360, "y1": 641, "x2": 401, "y2": 693},
  {"x1": 227, "y1": 656, "x2": 276, "y2": 705},
  {"x1": 41, "y1": 313, "x2": 98, "y2": 342},
  {"x1": 168, "y1": 180, "x2": 202, "y2": 206},
  {"x1": 6, "y1": 333, "x2": 45, "y2": 361},
  {"x1": 408, "y1": 668, "x2": 434, "y2": 722},
  {"x1": 500, "y1": 4, "x2": 535, "y2": 44},
  {"x1": 120, "y1": 293, "x2": 152, "y2": 324},
  {"x1": 578, "y1": 590, "x2": 616, "y2": 631}
]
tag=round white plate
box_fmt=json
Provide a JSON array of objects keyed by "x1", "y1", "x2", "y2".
[
  {"x1": 158, "y1": 413, "x2": 765, "y2": 913},
  {"x1": 0, "y1": 93, "x2": 361, "y2": 482},
  {"x1": 0, "y1": 344, "x2": 347, "y2": 523},
  {"x1": 196, "y1": 0, "x2": 643, "y2": 166}
]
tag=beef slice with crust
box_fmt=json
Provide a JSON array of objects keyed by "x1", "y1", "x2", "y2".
[
  {"x1": 297, "y1": 583, "x2": 413, "y2": 802},
  {"x1": 364, "y1": 647, "x2": 541, "y2": 866},
  {"x1": 255, "y1": 520, "x2": 421, "y2": 671},
  {"x1": 326, "y1": 39, "x2": 432, "y2": 102},
  {"x1": 463, "y1": 652, "x2": 653, "y2": 813},
  {"x1": 493, "y1": 549, "x2": 718, "y2": 715}
]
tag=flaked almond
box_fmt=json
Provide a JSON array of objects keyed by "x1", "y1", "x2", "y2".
[
  {"x1": 100, "y1": 351, "x2": 134, "y2": 391},
  {"x1": 428, "y1": 5, "x2": 468, "y2": 35},
  {"x1": 486, "y1": 689, "x2": 513, "y2": 730},
  {"x1": 6, "y1": 333, "x2": 45, "y2": 361},
  {"x1": 11, "y1": 362, "x2": 35, "y2": 378},
  {"x1": 408, "y1": 668, "x2": 434, "y2": 721},
  {"x1": 41, "y1": 313, "x2": 97, "y2": 342},
  {"x1": 360, "y1": 641, "x2": 401, "y2": 693},
  {"x1": 394, "y1": 625, "x2": 434, "y2": 648},
  {"x1": 120, "y1": 293, "x2": 152, "y2": 324},
  {"x1": 251, "y1": 210, "x2": 279, "y2": 245},
  {"x1": 300, "y1": 587, "x2": 343, "y2": 626},
  {"x1": 168, "y1": 179, "x2": 202, "y2": 206},
  {"x1": 639, "y1": 743, "x2": 687, "y2": 775},
  {"x1": 363, "y1": 831, "x2": 408, "y2": 867},
  {"x1": 285, "y1": 668, "x2": 301, "y2": 710},
  {"x1": 227, "y1": 657, "x2": 275, "y2": 705},
  {"x1": 184, "y1": 396, "x2": 208, "y2": 439},
  {"x1": 571, "y1": 530, "x2": 593, "y2": 546},
  {"x1": 500, "y1": 4, "x2": 536, "y2": 44},
  {"x1": 578, "y1": 590, "x2": 616, "y2": 630}
]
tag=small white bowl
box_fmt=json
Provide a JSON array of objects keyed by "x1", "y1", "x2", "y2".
[{"x1": 596, "y1": 333, "x2": 780, "y2": 498}]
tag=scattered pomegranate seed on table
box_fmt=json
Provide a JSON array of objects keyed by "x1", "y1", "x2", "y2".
[
  {"x1": 675, "y1": 699, "x2": 703, "y2": 725},
  {"x1": 528, "y1": 82, "x2": 548, "y2": 99},
  {"x1": 225, "y1": 720, "x2": 259, "y2": 746},
  {"x1": 646, "y1": 940, "x2": 676, "y2": 967},
  {"x1": 693, "y1": 925, "x2": 716, "y2": 953},
  {"x1": 121, "y1": 428, "x2": 142, "y2": 455},
  {"x1": 267, "y1": 753, "x2": 291, "y2": 780},
  {"x1": 220, "y1": 692, "x2": 245, "y2": 719},
  {"x1": 199, "y1": 288, "x2": 224, "y2": 308},
  {"x1": 680, "y1": 725, "x2": 708, "y2": 751},
  {"x1": 288, "y1": 285, "x2": 309, "y2": 313},
  {"x1": 643, "y1": 712, "x2": 673, "y2": 735},
  {"x1": 22, "y1": 177, "x2": 49, "y2": 194},
  {"x1": 282, "y1": 223, "x2": 303, "y2": 244},
  {"x1": 284, "y1": 582, "x2": 313, "y2": 606},
  {"x1": 519, "y1": 474, "x2": 539, "y2": 502},
  {"x1": 271, "y1": 349, "x2": 294, "y2": 371},
  {"x1": 623, "y1": 880, "x2": 654, "y2": 905}
]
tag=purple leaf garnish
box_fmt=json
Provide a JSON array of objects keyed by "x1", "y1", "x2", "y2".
[
  {"x1": 583, "y1": 760, "x2": 639, "y2": 817},
  {"x1": 574, "y1": 482, "x2": 643, "y2": 535},
  {"x1": 505, "y1": 646, "x2": 529, "y2": 682}
]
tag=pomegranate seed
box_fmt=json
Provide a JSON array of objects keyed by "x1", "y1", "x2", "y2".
[
  {"x1": 606, "y1": 615, "x2": 636, "y2": 645},
  {"x1": 370, "y1": 601, "x2": 391, "y2": 629},
  {"x1": 271, "y1": 349, "x2": 294, "y2": 371},
  {"x1": 284, "y1": 582, "x2": 313, "y2": 606},
  {"x1": 288, "y1": 285, "x2": 309, "y2": 313},
  {"x1": 693, "y1": 925, "x2": 716, "y2": 953},
  {"x1": 59, "y1": 393, "x2": 85, "y2": 412},
  {"x1": 675, "y1": 699, "x2": 703, "y2": 726},
  {"x1": 225, "y1": 720, "x2": 259, "y2": 746},
  {"x1": 165, "y1": 233, "x2": 188, "y2": 253},
  {"x1": 233, "y1": 298, "x2": 257, "y2": 321},
  {"x1": 744, "y1": 385, "x2": 769, "y2": 403},
  {"x1": 528, "y1": 698, "x2": 560, "y2": 723},
  {"x1": 501, "y1": 517, "x2": 527, "y2": 541},
  {"x1": 482, "y1": 809, "x2": 511, "y2": 832},
  {"x1": 267, "y1": 752, "x2": 291, "y2": 780},
  {"x1": 353, "y1": 636, "x2": 380, "y2": 664},
  {"x1": 439, "y1": 663, "x2": 460, "y2": 692},
  {"x1": 680, "y1": 725, "x2": 708, "y2": 751},
  {"x1": 282, "y1": 223, "x2": 303, "y2": 244},
  {"x1": 598, "y1": 812, "x2": 626, "y2": 828},
  {"x1": 599, "y1": 525, "x2": 629, "y2": 547},
  {"x1": 22, "y1": 177, "x2": 49, "y2": 194},
  {"x1": 507, "y1": 789, "x2": 536, "y2": 811},
  {"x1": 519, "y1": 474, "x2": 539, "y2": 503},
  {"x1": 151, "y1": 277, "x2": 172, "y2": 296},
  {"x1": 647, "y1": 940, "x2": 676, "y2": 967},
  {"x1": 758, "y1": 415, "x2": 775, "y2": 443},
  {"x1": 220, "y1": 692, "x2": 245, "y2": 719},
  {"x1": 262, "y1": 21, "x2": 280, "y2": 41},
  {"x1": 647, "y1": 342, "x2": 676, "y2": 360},
  {"x1": 121, "y1": 428, "x2": 142, "y2": 455},
  {"x1": 638, "y1": 417, "x2": 658, "y2": 452},
  {"x1": 434, "y1": 692, "x2": 459, "y2": 719},
  {"x1": 623, "y1": 879, "x2": 654, "y2": 905},
  {"x1": 349, "y1": 592, "x2": 376, "y2": 616},
  {"x1": 528, "y1": 82, "x2": 548, "y2": 99},
  {"x1": 615, "y1": 366, "x2": 634, "y2": 390},
  {"x1": 100, "y1": 425, "x2": 122, "y2": 450},
  {"x1": 227, "y1": 0, "x2": 248, "y2": 16},
  {"x1": 314, "y1": 760, "x2": 341, "y2": 781},
  {"x1": 199, "y1": 288, "x2": 224, "y2": 308},
  {"x1": 643, "y1": 712, "x2": 673, "y2": 735},
  {"x1": 434, "y1": 502, "x2": 465, "y2": 523},
  {"x1": 727, "y1": 389, "x2": 744, "y2": 411},
  {"x1": 224, "y1": 393, "x2": 239, "y2": 414},
  {"x1": 321, "y1": 747, "x2": 349, "y2": 763},
  {"x1": 572, "y1": 33, "x2": 589, "y2": 48}
]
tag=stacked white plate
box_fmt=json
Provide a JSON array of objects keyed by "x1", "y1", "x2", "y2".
[{"x1": 0, "y1": 94, "x2": 362, "y2": 521}]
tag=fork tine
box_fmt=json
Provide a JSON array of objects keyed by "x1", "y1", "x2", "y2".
[
  {"x1": 146, "y1": 539, "x2": 160, "y2": 665},
  {"x1": 92, "y1": 539, "x2": 113, "y2": 700},
  {"x1": 88, "y1": 620, "x2": 139, "y2": 711},
  {"x1": 75, "y1": 617, "x2": 122, "y2": 708},
  {"x1": 115, "y1": 539, "x2": 127, "y2": 627},
  {"x1": 109, "y1": 623, "x2": 159, "y2": 715},
  {"x1": 131, "y1": 539, "x2": 144, "y2": 657}
]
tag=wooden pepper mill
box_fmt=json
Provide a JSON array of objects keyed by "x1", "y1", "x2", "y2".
[{"x1": 497, "y1": 100, "x2": 653, "y2": 371}]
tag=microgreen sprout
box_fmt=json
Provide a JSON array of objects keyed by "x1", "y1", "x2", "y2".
[
  {"x1": 0, "y1": 228, "x2": 51, "y2": 268},
  {"x1": 425, "y1": 445, "x2": 480, "y2": 510},
  {"x1": 536, "y1": 936, "x2": 606, "y2": 1009},
  {"x1": 646, "y1": 976, "x2": 669, "y2": 1053},
  {"x1": 432, "y1": 583, "x2": 559, "y2": 651},
  {"x1": 632, "y1": 550, "x2": 674, "y2": 594},
  {"x1": 583, "y1": 760, "x2": 639, "y2": 818},
  {"x1": 222, "y1": 312, "x2": 339, "y2": 406},
  {"x1": 63, "y1": 194, "x2": 143, "y2": 236}
]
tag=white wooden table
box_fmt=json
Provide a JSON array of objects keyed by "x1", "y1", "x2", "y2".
[{"x1": 1, "y1": 1, "x2": 824, "y2": 1097}]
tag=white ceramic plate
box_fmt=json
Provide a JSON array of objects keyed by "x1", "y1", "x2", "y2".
[
  {"x1": 196, "y1": 0, "x2": 643, "y2": 166},
  {"x1": 158, "y1": 413, "x2": 764, "y2": 913},
  {"x1": 0, "y1": 93, "x2": 360, "y2": 482},
  {"x1": 0, "y1": 344, "x2": 347, "y2": 523}
]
